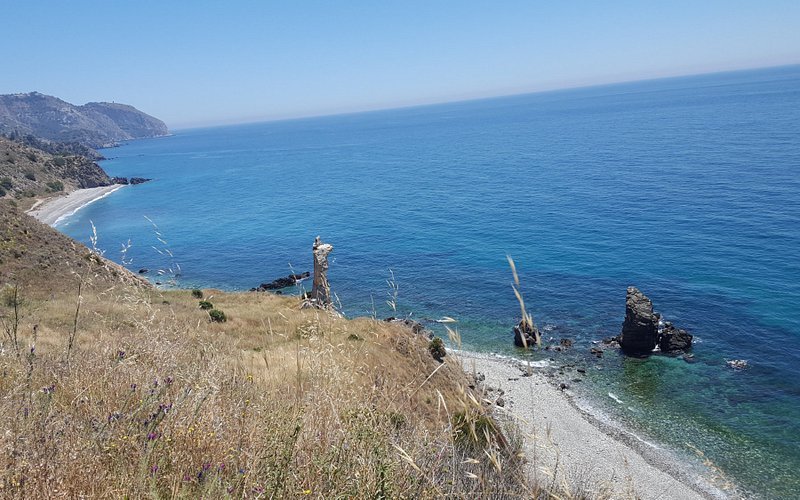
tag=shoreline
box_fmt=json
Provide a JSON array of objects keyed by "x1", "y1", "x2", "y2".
[
  {"x1": 26, "y1": 184, "x2": 126, "y2": 226},
  {"x1": 456, "y1": 350, "x2": 733, "y2": 499}
]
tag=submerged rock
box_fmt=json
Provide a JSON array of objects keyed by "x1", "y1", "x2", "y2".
[
  {"x1": 619, "y1": 287, "x2": 659, "y2": 355},
  {"x1": 727, "y1": 359, "x2": 749, "y2": 370}
]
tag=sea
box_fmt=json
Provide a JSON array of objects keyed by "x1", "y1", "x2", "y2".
[{"x1": 58, "y1": 65, "x2": 800, "y2": 498}]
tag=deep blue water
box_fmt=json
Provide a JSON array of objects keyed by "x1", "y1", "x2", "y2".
[{"x1": 60, "y1": 65, "x2": 800, "y2": 497}]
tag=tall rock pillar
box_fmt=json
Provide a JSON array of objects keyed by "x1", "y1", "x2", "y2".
[
  {"x1": 310, "y1": 236, "x2": 333, "y2": 308},
  {"x1": 619, "y1": 286, "x2": 659, "y2": 355}
]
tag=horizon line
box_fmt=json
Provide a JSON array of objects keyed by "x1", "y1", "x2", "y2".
[{"x1": 171, "y1": 61, "x2": 799, "y2": 131}]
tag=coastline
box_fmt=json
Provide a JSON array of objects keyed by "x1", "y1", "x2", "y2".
[
  {"x1": 26, "y1": 184, "x2": 125, "y2": 226},
  {"x1": 456, "y1": 350, "x2": 731, "y2": 499}
]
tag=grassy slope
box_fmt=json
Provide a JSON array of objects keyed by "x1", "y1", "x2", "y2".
[{"x1": 0, "y1": 206, "x2": 545, "y2": 498}]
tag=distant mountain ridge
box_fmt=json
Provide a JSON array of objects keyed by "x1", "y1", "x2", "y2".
[{"x1": 0, "y1": 92, "x2": 168, "y2": 149}]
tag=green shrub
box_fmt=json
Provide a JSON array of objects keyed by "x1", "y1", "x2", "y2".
[
  {"x1": 191, "y1": 289, "x2": 203, "y2": 299},
  {"x1": 452, "y1": 410, "x2": 500, "y2": 449},
  {"x1": 26, "y1": 152, "x2": 37, "y2": 162},
  {"x1": 199, "y1": 300, "x2": 213, "y2": 310},
  {"x1": 24, "y1": 171, "x2": 36, "y2": 181},
  {"x1": 46, "y1": 181, "x2": 64, "y2": 192},
  {"x1": 428, "y1": 337, "x2": 446, "y2": 361},
  {"x1": 208, "y1": 309, "x2": 226, "y2": 322},
  {"x1": 53, "y1": 156, "x2": 66, "y2": 167},
  {"x1": 0, "y1": 186, "x2": 5, "y2": 197},
  {"x1": 0, "y1": 178, "x2": 12, "y2": 190}
]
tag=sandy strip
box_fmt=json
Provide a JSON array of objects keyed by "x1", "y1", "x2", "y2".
[
  {"x1": 26, "y1": 184, "x2": 125, "y2": 226},
  {"x1": 458, "y1": 351, "x2": 728, "y2": 499}
]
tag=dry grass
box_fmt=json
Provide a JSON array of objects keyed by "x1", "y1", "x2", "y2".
[
  {"x1": 0, "y1": 273, "x2": 541, "y2": 498},
  {"x1": 0, "y1": 206, "x2": 607, "y2": 497}
]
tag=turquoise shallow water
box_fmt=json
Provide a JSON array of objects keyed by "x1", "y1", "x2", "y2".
[{"x1": 60, "y1": 66, "x2": 800, "y2": 497}]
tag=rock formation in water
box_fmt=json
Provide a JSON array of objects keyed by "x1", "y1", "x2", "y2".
[
  {"x1": 619, "y1": 286, "x2": 693, "y2": 356},
  {"x1": 513, "y1": 319, "x2": 539, "y2": 348},
  {"x1": 252, "y1": 272, "x2": 310, "y2": 292},
  {"x1": 659, "y1": 321, "x2": 693, "y2": 353},
  {"x1": 619, "y1": 286, "x2": 659, "y2": 355}
]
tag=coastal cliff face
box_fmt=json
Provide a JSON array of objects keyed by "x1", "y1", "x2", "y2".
[
  {"x1": 0, "y1": 92, "x2": 168, "y2": 149},
  {"x1": 0, "y1": 137, "x2": 111, "y2": 203}
]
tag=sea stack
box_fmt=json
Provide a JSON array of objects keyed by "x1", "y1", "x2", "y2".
[
  {"x1": 309, "y1": 236, "x2": 334, "y2": 308},
  {"x1": 619, "y1": 286, "x2": 659, "y2": 355}
]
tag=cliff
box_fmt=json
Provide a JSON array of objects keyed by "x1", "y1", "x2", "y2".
[
  {"x1": 0, "y1": 136, "x2": 111, "y2": 206},
  {"x1": 0, "y1": 92, "x2": 168, "y2": 149}
]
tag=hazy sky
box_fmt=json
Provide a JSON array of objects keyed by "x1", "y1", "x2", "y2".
[{"x1": 3, "y1": 1, "x2": 799, "y2": 128}]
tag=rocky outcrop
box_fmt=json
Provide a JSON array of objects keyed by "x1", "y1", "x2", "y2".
[
  {"x1": 251, "y1": 272, "x2": 310, "y2": 292},
  {"x1": 385, "y1": 317, "x2": 432, "y2": 338},
  {"x1": 619, "y1": 287, "x2": 659, "y2": 355},
  {"x1": 0, "y1": 92, "x2": 168, "y2": 149},
  {"x1": 659, "y1": 322, "x2": 693, "y2": 353},
  {"x1": 110, "y1": 176, "x2": 151, "y2": 186},
  {"x1": 619, "y1": 287, "x2": 693, "y2": 356}
]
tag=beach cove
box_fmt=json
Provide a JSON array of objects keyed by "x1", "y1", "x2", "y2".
[{"x1": 27, "y1": 184, "x2": 126, "y2": 226}]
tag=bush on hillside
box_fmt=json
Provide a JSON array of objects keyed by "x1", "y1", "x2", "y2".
[
  {"x1": 46, "y1": 181, "x2": 64, "y2": 192},
  {"x1": 208, "y1": 309, "x2": 226, "y2": 322},
  {"x1": 191, "y1": 289, "x2": 203, "y2": 299},
  {"x1": 199, "y1": 300, "x2": 213, "y2": 310},
  {"x1": 0, "y1": 178, "x2": 12, "y2": 190},
  {"x1": 24, "y1": 171, "x2": 36, "y2": 181},
  {"x1": 428, "y1": 337, "x2": 446, "y2": 361}
]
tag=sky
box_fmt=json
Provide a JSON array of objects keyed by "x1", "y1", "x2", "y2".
[{"x1": 2, "y1": 1, "x2": 799, "y2": 128}]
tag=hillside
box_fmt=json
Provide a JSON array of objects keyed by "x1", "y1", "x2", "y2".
[
  {"x1": 0, "y1": 207, "x2": 540, "y2": 498},
  {"x1": 0, "y1": 136, "x2": 111, "y2": 209},
  {"x1": 0, "y1": 201, "x2": 146, "y2": 294},
  {"x1": 0, "y1": 92, "x2": 168, "y2": 149}
]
